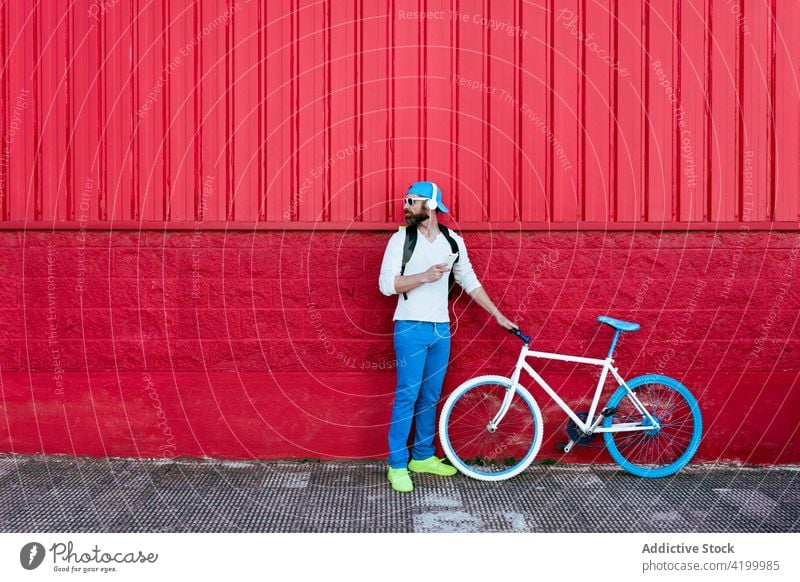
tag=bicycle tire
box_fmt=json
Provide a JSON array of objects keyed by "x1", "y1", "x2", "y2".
[
  {"x1": 602, "y1": 374, "x2": 702, "y2": 478},
  {"x1": 439, "y1": 375, "x2": 543, "y2": 481}
]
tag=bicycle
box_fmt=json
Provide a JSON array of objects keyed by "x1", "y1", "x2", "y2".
[{"x1": 438, "y1": 316, "x2": 702, "y2": 480}]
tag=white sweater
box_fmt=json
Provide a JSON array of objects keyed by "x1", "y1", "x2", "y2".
[{"x1": 378, "y1": 228, "x2": 482, "y2": 322}]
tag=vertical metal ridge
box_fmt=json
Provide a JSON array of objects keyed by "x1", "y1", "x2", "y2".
[
  {"x1": 643, "y1": 0, "x2": 650, "y2": 222},
  {"x1": 65, "y1": 1, "x2": 74, "y2": 221},
  {"x1": 162, "y1": 0, "x2": 169, "y2": 221},
  {"x1": 422, "y1": 0, "x2": 428, "y2": 175},
  {"x1": 292, "y1": 0, "x2": 303, "y2": 220},
  {"x1": 226, "y1": 0, "x2": 234, "y2": 221},
  {"x1": 289, "y1": 0, "x2": 297, "y2": 221},
  {"x1": 325, "y1": 0, "x2": 332, "y2": 223},
  {"x1": 193, "y1": 0, "x2": 200, "y2": 222},
  {"x1": 355, "y1": 0, "x2": 362, "y2": 220},
  {"x1": 450, "y1": 0, "x2": 456, "y2": 217},
  {"x1": 736, "y1": 0, "x2": 743, "y2": 221},
  {"x1": 388, "y1": 0, "x2": 395, "y2": 223},
  {"x1": 611, "y1": 0, "x2": 618, "y2": 221},
  {"x1": 515, "y1": 0, "x2": 521, "y2": 221},
  {"x1": 484, "y1": 0, "x2": 490, "y2": 220},
  {"x1": 579, "y1": 0, "x2": 586, "y2": 221},
  {"x1": 674, "y1": 0, "x2": 681, "y2": 221},
  {"x1": 33, "y1": 1, "x2": 41, "y2": 220},
  {"x1": 705, "y1": 0, "x2": 713, "y2": 222},
  {"x1": 258, "y1": 0, "x2": 264, "y2": 221},
  {"x1": 547, "y1": 0, "x2": 554, "y2": 221},
  {"x1": 768, "y1": 0, "x2": 776, "y2": 221},
  {"x1": 417, "y1": 0, "x2": 422, "y2": 177},
  {"x1": 453, "y1": 0, "x2": 460, "y2": 217},
  {"x1": 638, "y1": 3, "x2": 646, "y2": 220},
  {"x1": 202, "y1": 0, "x2": 209, "y2": 221},
  {"x1": 131, "y1": 0, "x2": 139, "y2": 221},
  {"x1": 384, "y1": 0, "x2": 390, "y2": 223},
  {"x1": 0, "y1": 0, "x2": 6, "y2": 220}
]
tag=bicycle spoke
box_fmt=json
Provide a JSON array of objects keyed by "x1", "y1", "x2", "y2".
[
  {"x1": 444, "y1": 381, "x2": 540, "y2": 475},
  {"x1": 604, "y1": 379, "x2": 701, "y2": 475}
]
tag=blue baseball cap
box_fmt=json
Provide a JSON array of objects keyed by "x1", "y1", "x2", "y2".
[{"x1": 406, "y1": 181, "x2": 449, "y2": 213}]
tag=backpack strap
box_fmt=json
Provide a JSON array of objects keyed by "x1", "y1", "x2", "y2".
[
  {"x1": 438, "y1": 224, "x2": 460, "y2": 299},
  {"x1": 400, "y1": 224, "x2": 460, "y2": 300},
  {"x1": 400, "y1": 225, "x2": 418, "y2": 300}
]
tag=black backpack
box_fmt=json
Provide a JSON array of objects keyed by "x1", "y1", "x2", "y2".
[{"x1": 399, "y1": 224, "x2": 460, "y2": 300}]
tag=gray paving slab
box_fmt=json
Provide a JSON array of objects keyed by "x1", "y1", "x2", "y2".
[{"x1": 0, "y1": 455, "x2": 798, "y2": 533}]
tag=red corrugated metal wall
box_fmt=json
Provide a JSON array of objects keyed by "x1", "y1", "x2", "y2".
[{"x1": 1, "y1": 0, "x2": 798, "y2": 230}]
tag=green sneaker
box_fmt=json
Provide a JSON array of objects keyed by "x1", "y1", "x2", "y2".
[
  {"x1": 408, "y1": 456, "x2": 458, "y2": 476},
  {"x1": 387, "y1": 468, "x2": 414, "y2": 492}
]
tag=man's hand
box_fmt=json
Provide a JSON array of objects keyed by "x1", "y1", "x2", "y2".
[
  {"x1": 419, "y1": 263, "x2": 450, "y2": 283},
  {"x1": 495, "y1": 313, "x2": 519, "y2": 331}
]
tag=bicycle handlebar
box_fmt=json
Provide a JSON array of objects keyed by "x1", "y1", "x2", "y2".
[{"x1": 508, "y1": 327, "x2": 531, "y2": 344}]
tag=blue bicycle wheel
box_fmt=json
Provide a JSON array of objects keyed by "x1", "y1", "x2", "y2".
[{"x1": 602, "y1": 374, "x2": 702, "y2": 478}]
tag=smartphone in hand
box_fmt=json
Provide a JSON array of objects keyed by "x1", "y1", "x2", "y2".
[{"x1": 444, "y1": 252, "x2": 459, "y2": 270}]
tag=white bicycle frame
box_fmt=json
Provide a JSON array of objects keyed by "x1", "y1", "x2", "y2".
[{"x1": 489, "y1": 343, "x2": 661, "y2": 437}]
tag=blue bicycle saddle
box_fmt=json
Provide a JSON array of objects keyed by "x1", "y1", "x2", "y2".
[{"x1": 597, "y1": 316, "x2": 640, "y2": 332}]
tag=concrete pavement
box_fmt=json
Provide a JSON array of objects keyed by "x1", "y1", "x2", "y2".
[{"x1": 1, "y1": 455, "x2": 798, "y2": 533}]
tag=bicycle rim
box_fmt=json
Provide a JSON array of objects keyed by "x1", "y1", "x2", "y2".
[
  {"x1": 603, "y1": 377, "x2": 702, "y2": 478},
  {"x1": 443, "y1": 381, "x2": 541, "y2": 479}
]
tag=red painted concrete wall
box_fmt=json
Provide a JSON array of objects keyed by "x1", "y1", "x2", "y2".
[{"x1": 1, "y1": 229, "x2": 798, "y2": 464}]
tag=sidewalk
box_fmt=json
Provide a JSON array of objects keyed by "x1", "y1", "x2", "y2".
[{"x1": 1, "y1": 455, "x2": 797, "y2": 533}]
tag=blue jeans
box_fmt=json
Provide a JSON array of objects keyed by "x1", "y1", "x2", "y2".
[{"x1": 387, "y1": 320, "x2": 451, "y2": 469}]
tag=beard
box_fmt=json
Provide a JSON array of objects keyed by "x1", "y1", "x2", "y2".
[{"x1": 404, "y1": 208, "x2": 430, "y2": 226}]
